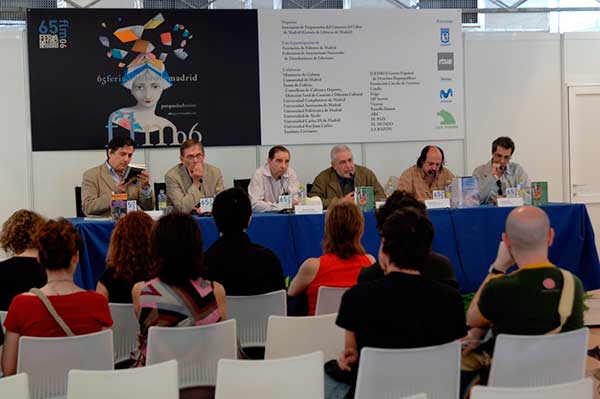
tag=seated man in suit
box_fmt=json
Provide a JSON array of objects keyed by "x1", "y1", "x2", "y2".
[
  {"x1": 81, "y1": 136, "x2": 153, "y2": 217},
  {"x1": 309, "y1": 144, "x2": 385, "y2": 209},
  {"x1": 164, "y1": 139, "x2": 224, "y2": 214}
]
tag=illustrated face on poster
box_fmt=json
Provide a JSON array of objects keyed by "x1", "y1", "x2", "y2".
[{"x1": 27, "y1": 10, "x2": 262, "y2": 151}]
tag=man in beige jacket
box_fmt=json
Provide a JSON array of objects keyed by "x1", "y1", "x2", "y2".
[
  {"x1": 81, "y1": 136, "x2": 154, "y2": 217},
  {"x1": 165, "y1": 139, "x2": 224, "y2": 214}
]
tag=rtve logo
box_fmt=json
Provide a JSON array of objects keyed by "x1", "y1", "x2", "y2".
[{"x1": 437, "y1": 53, "x2": 454, "y2": 71}]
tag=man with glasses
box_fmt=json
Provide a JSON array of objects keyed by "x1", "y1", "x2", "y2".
[
  {"x1": 472, "y1": 136, "x2": 530, "y2": 204},
  {"x1": 165, "y1": 139, "x2": 224, "y2": 214}
]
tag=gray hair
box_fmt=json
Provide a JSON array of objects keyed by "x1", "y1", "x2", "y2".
[{"x1": 330, "y1": 144, "x2": 352, "y2": 162}]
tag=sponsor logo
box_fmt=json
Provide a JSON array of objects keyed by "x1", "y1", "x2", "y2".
[
  {"x1": 437, "y1": 53, "x2": 454, "y2": 71},
  {"x1": 436, "y1": 109, "x2": 457, "y2": 129},
  {"x1": 440, "y1": 88, "x2": 453, "y2": 99},
  {"x1": 440, "y1": 28, "x2": 450, "y2": 45}
]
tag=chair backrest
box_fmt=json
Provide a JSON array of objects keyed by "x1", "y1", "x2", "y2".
[
  {"x1": 74, "y1": 186, "x2": 84, "y2": 218},
  {"x1": 0, "y1": 373, "x2": 30, "y2": 399},
  {"x1": 355, "y1": 341, "x2": 460, "y2": 399},
  {"x1": 314, "y1": 286, "x2": 348, "y2": 315},
  {"x1": 226, "y1": 290, "x2": 286, "y2": 348},
  {"x1": 488, "y1": 328, "x2": 588, "y2": 387},
  {"x1": 233, "y1": 179, "x2": 251, "y2": 193},
  {"x1": 146, "y1": 319, "x2": 237, "y2": 388},
  {"x1": 108, "y1": 303, "x2": 139, "y2": 364},
  {"x1": 471, "y1": 377, "x2": 593, "y2": 399},
  {"x1": 400, "y1": 395, "x2": 427, "y2": 399},
  {"x1": 1, "y1": 310, "x2": 7, "y2": 333},
  {"x1": 215, "y1": 351, "x2": 324, "y2": 399},
  {"x1": 265, "y1": 313, "x2": 344, "y2": 360},
  {"x1": 67, "y1": 359, "x2": 179, "y2": 399},
  {"x1": 17, "y1": 329, "x2": 114, "y2": 399},
  {"x1": 154, "y1": 182, "x2": 167, "y2": 210}
]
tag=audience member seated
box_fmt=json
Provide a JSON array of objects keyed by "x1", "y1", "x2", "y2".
[
  {"x1": 96, "y1": 211, "x2": 155, "y2": 303},
  {"x1": 463, "y1": 205, "x2": 584, "y2": 389},
  {"x1": 357, "y1": 191, "x2": 458, "y2": 289},
  {"x1": 131, "y1": 212, "x2": 226, "y2": 367},
  {"x1": 0, "y1": 209, "x2": 47, "y2": 311},
  {"x1": 288, "y1": 200, "x2": 375, "y2": 315},
  {"x1": 330, "y1": 208, "x2": 467, "y2": 398},
  {"x1": 204, "y1": 188, "x2": 286, "y2": 295},
  {"x1": 1, "y1": 219, "x2": 113, "y2": 376}
]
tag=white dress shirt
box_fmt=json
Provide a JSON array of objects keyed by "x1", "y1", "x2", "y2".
[{"x1": 248, "y1": 163, "x2": 300, "y2": 212}]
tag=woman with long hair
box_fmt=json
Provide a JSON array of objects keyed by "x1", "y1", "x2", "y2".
[
  {"x1": 131, "y1": 212, "x2": 226, "y2": 366},
  {"x1": 96, "y1": 211, "x2": 154, "y2": 303},
  {"x1": 288, "y1": 200, "x2": 375, "y2": 315}
]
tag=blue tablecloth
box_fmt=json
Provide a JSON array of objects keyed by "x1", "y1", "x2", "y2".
[{"x1": 71, "y1": 203, "x2": 600, "y2": 294}]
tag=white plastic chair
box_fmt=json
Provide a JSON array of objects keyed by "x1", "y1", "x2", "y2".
[
  {"x1": 226, "y1": 290, "x2": 286, "y2": 348},
  {"x1": 1, "y1": 310, "x2": 7, "y2": 333},
  {"x1": 146, "y1": 319, "x2": 237, "y2": 388},
  {"x1": 400, "y1": 395, "x2": 428, "y2": 399},
  {"x1": 488, "y1": 328, "x2": 588, "y2": 387},
  {"x1": 67, "y1": 359, "x2": 179, "y2": 399},
  {"x1": 355, "y1": 341, "x2": 460, "y2": 399},
  {"x1": 265, "y1": 313, "x2": 344, "y2": 360},
  {"x1": 0, "y1": 373, "x2": 30, "y2": 399},
  {"x1": 314, "y1": 286, "x2": 347, "y2": 315},
  {"x1": 215, "y1": 351, "x2": 324, "y2": 399},
  {"x1": 17, "y1": 329, "x2": 114, "y2": 399},
  {"x1": 108, "y1": 303, "x2": 139, "y2": 364},
  {"x1": 471, "y1": 377, "x2": 593, "y2": 399}
]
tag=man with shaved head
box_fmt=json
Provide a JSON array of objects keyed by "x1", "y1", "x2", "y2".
[{"x1": 466, "y1": 205, "x2": 584, "y2": 348}]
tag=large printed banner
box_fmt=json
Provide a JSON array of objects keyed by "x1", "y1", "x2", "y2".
[
  {"x1": 27, "y1": 9, "x2": 463, "y2": 151},
  {"x1": 259, "y1": 9, "x2": 464, "y2": 145},
  {"x1": 27, "y1": 9, "x2": 262, "y2": 151}
]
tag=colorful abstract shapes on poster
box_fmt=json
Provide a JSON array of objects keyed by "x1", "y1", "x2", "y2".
[
  {"x1": 113, "y1": 25, "x2": 144, "y2": 43},
  {"x1": 131, "y1": 40, "x2": 155, "y2": 54},
  {"x1": 99, "y1": 36, "x2": 110, "y2": 47},
  {"x1": 144, "y1": 13, "x2": 165, "y2": 30},
  {"x1": 173, "y1": 48, "x2": 189, "y2": 60},
  {"x1": 160, "y1": 32, "x2": 172, "y2": 46}
]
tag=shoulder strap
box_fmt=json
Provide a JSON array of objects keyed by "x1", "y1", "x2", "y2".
[
  {"x1": 546, "y1": 269, "x2": 575, "y2": 335},
  {"x1": 29, "y1": 288, "x2": 75, "y2": 336}
]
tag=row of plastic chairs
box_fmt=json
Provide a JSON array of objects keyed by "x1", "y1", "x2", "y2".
[
  {"x1": 13, "y1": 326, "x2": 592, "y2": 399},
  {"x1": 110, "y1": 287, "x2": 346, "y2": 363},
  {"x1": 3, "y1": 336, "x2": 593, "y2": 399}
]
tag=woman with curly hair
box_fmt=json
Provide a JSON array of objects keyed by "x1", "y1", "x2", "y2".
[
  {"x1": 0, "y1": 209, "x2": 47, "y2": 310},
  {"x1": 2, "y1": 219, "x2": 112, "y2": 376},
  {"x1": 96, "y1": 211, "x2": 155, "y2": 303}
]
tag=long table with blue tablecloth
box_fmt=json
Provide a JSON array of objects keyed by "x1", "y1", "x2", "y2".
[{"x1": 71, "y1": 203, "x2": 600, "y2": 294}]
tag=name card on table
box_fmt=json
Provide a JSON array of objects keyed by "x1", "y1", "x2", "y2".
[
  {"x1": 497, "y1": 197, "x2": 524, "y2": 207},
  {"x1": 278, "y1": 195, "x2": 293, "y2": 209},
  {"x1": 199, "y1": 197, "x2": 214, "y2": 214},
  {"x1": 126, "y1": 200, "x2": 138, "y2": 213},
  {"x1": 425, "y1": 198, "x2": 451, "y2": 209},
  {"x1": 294, "y1": 204, "x2": 323, "y2": 215}
]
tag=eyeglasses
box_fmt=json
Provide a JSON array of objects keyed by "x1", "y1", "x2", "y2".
[
  {"x1": 184, "y1": 154, "x2": 204, "y2": 161},
  {"x1": 496, "y1": 180, "x2": 503, "y2": 196}
]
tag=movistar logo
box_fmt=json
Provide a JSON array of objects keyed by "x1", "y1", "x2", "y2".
[
  {"x1": 440, "y1": 89, "x2": 453, "y2": 99},
  {"x1": 437, "y1": 110, "x2": 456, "y2": 125}
]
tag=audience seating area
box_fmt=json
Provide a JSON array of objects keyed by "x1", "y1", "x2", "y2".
[{"x1": 0, "y1": 291, "x2": 594, "y2": 399}]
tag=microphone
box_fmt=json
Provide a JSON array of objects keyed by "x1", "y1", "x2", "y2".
[
  {"x1": 348, "y1": 171, "x2": 354, "y2": 178},
  {"x1": 498, "y1": 165, "x2": 506, "y2": 172},
  {"x1": 426, "y1": 170, "x2": 437, "y2": 178}
]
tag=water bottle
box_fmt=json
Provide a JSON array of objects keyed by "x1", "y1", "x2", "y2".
[
  {"x1": 384, "y1": 181, "x2": 395, "y2": 198},
  {"x1": 158, "y1": 189, "x2": 167, "y2": 211},
  {"x1": 297, "y1": 184, "x2": 306, "y2": 205}
]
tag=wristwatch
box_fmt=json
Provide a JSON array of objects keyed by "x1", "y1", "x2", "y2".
[{"x1": 488, "y1": 265, "x2": 504, "y2": 275}]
